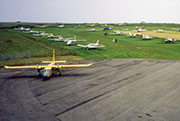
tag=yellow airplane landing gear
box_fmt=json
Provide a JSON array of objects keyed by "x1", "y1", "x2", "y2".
[
  {"x1": 37, "y1": 69, "x2": 43, "y2": 77},
  {"x1": 52, "y1": 69, "x2": 61, "y2": 76}
]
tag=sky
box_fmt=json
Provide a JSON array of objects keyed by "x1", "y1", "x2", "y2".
[{"x1": 0, "y1": 0, "x2": 180, "y2": 23}]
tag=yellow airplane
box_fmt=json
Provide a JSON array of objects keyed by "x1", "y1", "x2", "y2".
[{"x1": 4, "y1": 50, "x2": 92, "y2": 79}]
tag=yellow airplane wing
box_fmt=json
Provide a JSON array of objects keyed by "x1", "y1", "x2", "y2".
[
  {"x1": 4, "y1": 65, "x2": 46, "y2": 69},
  {"x1": 54, "y1": 63, "x2": 93, "y2": 68},
  {"x1": 42, "y1": 61, "x2": 66, "y2": 63}
]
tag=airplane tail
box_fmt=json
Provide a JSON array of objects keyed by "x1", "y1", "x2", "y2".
[
  {"x1": 42, "y1": 49, "x2": 66, "y2": 64},
  {"x1": 96, "y1": 40, "x2": 99, "y2": 45},
  {"x1": 52, "y1": 49, "x2": 55, "y2": 64},
  {"x1": 74, "y1": 35, "x2": 76, "y2": 40}
]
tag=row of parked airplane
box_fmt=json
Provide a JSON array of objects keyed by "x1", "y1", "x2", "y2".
[
  {"x1": 18, "y1": 26, "x2": 177, "y2": 49},
  {"x1": 51, "y1": 35, "x2": 86, "y2": 46},
  {"x1": 17, "y1": 27, "x2": 106, "y2": 49},
  {"x1": 109, "y1": 30, "x2": 177, "y2": 43},
  {"x1": 51, "y1": 35, "x2": 105, "y2": 49},
  {"x1": 109, "y1": 30, "x2": 153, "y2": 40},
  {"x1": 129, "y1": 32, "x2": 177, "y2": 43}
]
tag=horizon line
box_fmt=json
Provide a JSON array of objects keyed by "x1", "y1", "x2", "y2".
[{"x1": 0, "y1": 21, "x2": 180, "y2": 24}]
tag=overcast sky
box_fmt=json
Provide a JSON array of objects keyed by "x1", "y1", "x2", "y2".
[{"x1": 0, "y1": 0, "x2": 180, "y2": 23}]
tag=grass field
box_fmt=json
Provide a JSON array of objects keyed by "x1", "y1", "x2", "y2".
[{"x1": 0, "y1": 23, "x2": 180, "y2": 66}]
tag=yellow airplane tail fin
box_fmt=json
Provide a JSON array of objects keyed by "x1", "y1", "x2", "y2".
[
  {"x1": 42, "y1": 49, "x2": 66, "y2": 64},
  {"x1": 52, "y1": 49, "x2": 55, "y2": 64}
]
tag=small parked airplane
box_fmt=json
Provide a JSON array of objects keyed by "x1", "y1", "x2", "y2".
[
  {"x1": 77, "y1": 40, "x2": 105, "y2": 50},
  {"x1": 52, "y1": 36, "x2": 65, "y2": 42},
  {"x1": 88, "y1": 28, "x2": 102, "y2": 32},
  {"x1": 156, "y1": 29, "x2": 164, "y2": 33},
  {"x1": 89, "y1": 28, "x2": 96, "y2": 32},
  {"x1": 128, "y1": 33, "x2": 136, "y2": 37},
  {"x1": 29, "y1": 30, "x2": 41, "y2": 34},
  {"x1": 4, "y1": 50, "x2": 92, "y2": 79},
  {"x1": 19, "y1": 27, "x2": 25, "y2": 31},
  {"x1": 141, "y1": 34, "x2": 152, "y2": 40},
  {"x1": 34, "y1": 32, "x2": 48, "y2": 37},
  {"x1": 137, "y1": 28, "x2": 146, "y2": 32},
  {"x1": 36, "y1": 25, "x2": 48, "y2": 28},
  {"x1": 87, "y1": 24, "x2": 95, "y2": 27},
  {"x1": 164, "y1": 38, "x2": 176, "y2": 43},
  {"x1": 24, "y1": 28, "x2": 31, "y2": 31},
  {"x1": 57, "y1": 25, "x2": 64, "y2": 28},
  {"x1": 65, "y1": 35, "x2": 86, "y2": 46},
  {"x1": 110, "y1": 31, "x2": 122, "y2": 35},
  {"x1": 51, "y1": 36, "x2": 73, "y2": 42},
  {"x1": 47, "y1": 33, "x2": 60, "y2": 38}
]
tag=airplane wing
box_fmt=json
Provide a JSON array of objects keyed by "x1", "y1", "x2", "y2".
[
  {"x1": 77, "y1": 39, "x2": 86, "y2": 41},
  {"x1": 49, "y1": 38, "x2": 56, "y2": 40},
  {"x1": 88, "y1": 45, "x2": 105, "y2": 49},
  {"x1": 42, "y1": 61, "x2": 66, "y2": 63},
  {"x1": 4, "y1": 65, "x2": 46, "y2": 69},
  {"x1": 65, "y1": 37, "x2": 73, "y2": 40},
  {"x1": 77, "y1": 44, "x2": 88, "y2": 48},
  {"x1": 54, "y1": 63, "x2": 92, "y2": 68},
  {"x1": 33, "y1": 34, "x2": 39, "y2": 36}
]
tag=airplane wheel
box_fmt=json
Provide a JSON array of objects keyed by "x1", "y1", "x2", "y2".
[
  {"x1": 57, "y1": 70, "x2": 62, "y2": 76},
  {"x1": 37, "y1": 72, "x2": 41, "y2": 77}
]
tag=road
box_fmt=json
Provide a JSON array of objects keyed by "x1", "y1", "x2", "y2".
[{"x1": 0, "y1": 59, "x2": 180, "y2": 121}]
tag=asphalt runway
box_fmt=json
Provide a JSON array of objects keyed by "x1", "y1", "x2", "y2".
[{"x1": 1, "y1": 59, "x2": 180, "y2": 121}]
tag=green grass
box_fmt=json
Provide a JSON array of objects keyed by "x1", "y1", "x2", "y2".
[
  {"x1": 0, "y1": 29, "x2": 75, "y2": 66},
  {"x1": 0, "y1": 23, "x2": 180, "y2": 66}
]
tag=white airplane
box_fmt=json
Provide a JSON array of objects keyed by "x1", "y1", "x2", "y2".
[
  {"x1": 128, "y1": 33, "x2": 136, "y2": 37},
  {"x1": 156, "y1": 29, "x2": 164, "y2": 33},
  {"x1": 88, "y1": 28, "x2": 102, "y2": 32},
  {"x1": 141, "y1": 34, "x2": 152, "y2": 40},
  {"x1": 164, "y1": 38, "x2": 176, "y2": 43},
  {"x1": 47, "y1": 33, "x2": 59, "y2": 38},
  {"x1": 57, "y1": 25, "x2": 64, "y2": 28},
  {"x1": 53, "y1": 37, "x2": 65, "y2": 42},
  {"x1": 109, "y1": 26, "x2": 113, "y2": 29},
  {"x1": 19, "y1": 27, "x2": 25, "y2": 31},
  {"x1": 65, "y1": 35, "x2": 86, "y2": 46},
  {"x1": 77, "y1": 40, "x2": 105, "y2": 50},
  {"x1": 24, "y1": 28, "x2": 31, "y2": 31},
  {"x1": 29, "y1": 30, "x2": 41, "y2": 34},
  {"x1": 51, "y1": 36, "x2": 73, "y2": 42},
  {"x1": 137, "y1": 28, "x2": 146, "y2": 32},
  {"x1": 34, "y1": 32, "x2": 48, "y2": 37},
  {"x1": 36, "y1": 25, "x2": 48, "y2": 28},
  {"x1": 110, "y1": 31, "x2": 122, "y2": 35},
  {"x1": 87, "y1": 24, "x2": 95, "y2": 27},
  {"x1": 89, "y1": 28, "x2": 96, "y2": 32}
]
